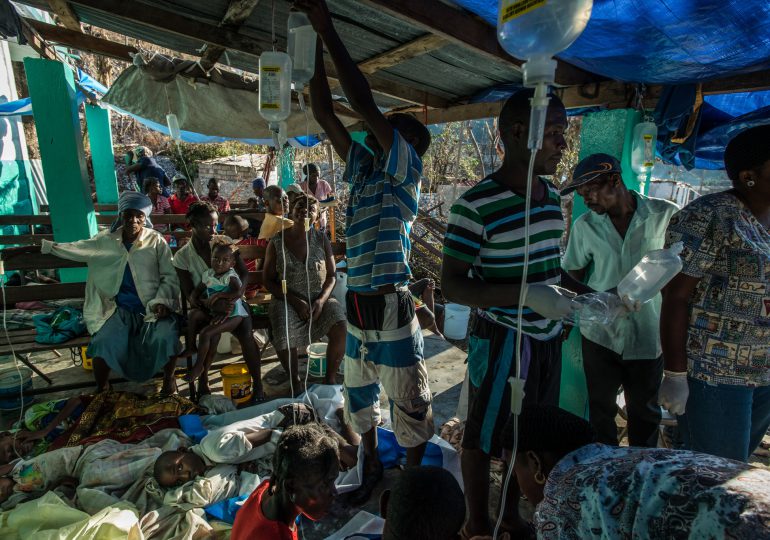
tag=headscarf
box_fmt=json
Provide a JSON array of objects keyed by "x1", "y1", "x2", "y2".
[
  {"x1": 111, "y1": 191, "x2": 153, "y2": 232},
  {"x1": 133, "y1": 146, "x2": 152, "y2": 162},
  {"x1": 252, "y1": 177, "x2": 266, "y2": 190}
]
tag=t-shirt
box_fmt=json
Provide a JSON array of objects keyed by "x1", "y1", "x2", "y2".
[
  {"x1": 344, "y1": 130, "x2": 421, "y2": 292},
  {"x1": 665, "y1": 192, "x2": 770, "y2": 386},
  {"x1": 201, "y1": 195, "x2": 231, "y2": 214},
  {"x1": 443, "y1": 177, "x2": 564, "y2": 340},
  {"x1": 169, "y1": 194, "x2": 198, "y2": 215},
  {"x1": 231, "y1": 480, "x2": 298, "y2": 540},
  {"x1": 136, "y1": 157, "x2": 170, "y2": 192}
]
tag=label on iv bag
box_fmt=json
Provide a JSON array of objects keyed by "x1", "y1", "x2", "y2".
[
  {"x1": 260, "y1": 66, "x2": 282, "y2": 110},
  {"x1": 500, "y1": 0, "x2": 547, "y2": 24}
]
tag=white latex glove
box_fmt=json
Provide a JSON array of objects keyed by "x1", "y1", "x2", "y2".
[
  {"x1": 522, "y1": 284, "x2": 577, "y2": 321},
  {"x1": 620, "y1": 294, "x2": 642, "y2": 313},
  {"x1": 658, "y1": 370, "x2": 689, "y2": 415}
]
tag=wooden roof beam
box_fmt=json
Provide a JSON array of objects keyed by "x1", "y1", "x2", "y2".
[
  {"x1": 200, "y1": 0, "x2": 261, "y2": 70},
  {"x1": 66, "y1": 0, "x2": 449, "y2": 108},
  {"x1": 357, "y1": 0, "x2": 598, "y2": 86},
  {"x1": 46, "y1": 0, "x2": 81, "y2": 32},
  {"x1": 358, "y1": 34, "x2": 448, "y2": 74},
  {"x1": 26, "y1": 19, "x2": 137, "y2": 62},
  {"x1": 409, "y1": 72, "x2": 770, "y2": 124}
]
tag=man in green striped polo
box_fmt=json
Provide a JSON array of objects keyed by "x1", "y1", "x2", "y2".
[{"x1": 441, "y1": 89, "x2": 580, "y2": 538}]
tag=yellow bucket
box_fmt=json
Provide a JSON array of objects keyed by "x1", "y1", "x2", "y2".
[
  {"x1": 221, "y1": 363, "x2": 252, "y2": 405},
  {"x1": 80, "y1": 346, "x2": 93, "y2": 370}
]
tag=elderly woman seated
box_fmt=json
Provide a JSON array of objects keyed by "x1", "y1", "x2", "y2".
[
  {"x1": 28, "y1": 192, "x2": 180, "y2": 394},
  {"x1": 262, "y1": 194, "x2": 346, "y2": 389}
]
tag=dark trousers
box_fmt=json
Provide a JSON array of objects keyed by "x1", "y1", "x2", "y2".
[{"x1": 582, "y1": 337, "x2": 663, "y2": 447}]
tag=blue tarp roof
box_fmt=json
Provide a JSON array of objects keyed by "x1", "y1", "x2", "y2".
[
  {"x1": 454, "y1": 1, "x2": 770, "y2": 170},
  {"x1": 452, "y1": 0, "x2": 770, "y2": 84}
]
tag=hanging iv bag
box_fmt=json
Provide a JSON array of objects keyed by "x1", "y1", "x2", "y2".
[
  {"x1": 259, "y1": 51, "x2": 292, "y2": 147},
  {"x1": 631, "y1": 121, "x2": 658, "y2": 178},
  {"x1": 288, "y1": 12, "x2": 317, "y2": 94},
  {"x1": 497, "y1": 0, "x2": 593, "y2": 149},
  {"x1": 166, "y1": 113, "x2": 181, "y2": 141}
]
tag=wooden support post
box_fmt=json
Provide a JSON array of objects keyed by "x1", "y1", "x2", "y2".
[
  {"x1": 84, "y1": 104, "x2": 119, "y2": 211},
  {"x1": 24, "y1": 58, "x2": 95, "y2": 282}
]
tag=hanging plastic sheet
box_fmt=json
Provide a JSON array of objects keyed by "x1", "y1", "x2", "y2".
[{"x1": 450, "y1": 1, "x2": 770, "y2": 84}]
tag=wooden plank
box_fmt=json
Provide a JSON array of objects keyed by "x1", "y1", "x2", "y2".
[
  {"x1": 26, "y1": 19, "x2": 135, "y2": 62},
  {"x1": 357, "y1": 0, "x2": 598, "y2": 86},
  {"x1": 0, "y1": 215, "x2": 52, "y2": 226},
  {"x1": 200, "y1": 0, "x2": 261, "y2": 69},
  {"x1": 0, "y1": 252, "x2": 85, "y2": 271},
  {"x1": 0, "y1": 335, "x2": 90, "y2": 356},
  {"x1": 45, "y1": 0, "x2": 81, "y2": 32},
  {"x1": 66, "y1": 0, "x2": 449, "y2": 108},
  {"x1": 0, "y1": 234, "x2": 53, "y2": 246},
  {"x1": 0, "y1": 283, "x2": 86, "y2": 305},
  {"x1": 358, "y1": 34, "x2": 448, "y2": 74}
]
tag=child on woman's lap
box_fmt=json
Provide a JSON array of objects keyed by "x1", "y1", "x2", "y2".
[{"x1": 182, "y1": 240, "x2": 249, "y2": 391}]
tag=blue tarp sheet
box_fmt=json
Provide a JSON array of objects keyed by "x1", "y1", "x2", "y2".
[{"x1": 452, "y1": 0, "x2": 770, "y2": 84}]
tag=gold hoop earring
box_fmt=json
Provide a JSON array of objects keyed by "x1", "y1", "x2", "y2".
[
  {"x1": 747, "y1": 180, "x2": 756, "y2": 188},
  {"x1": 534, "y1": 470, "x2": 546, "y2": 485}
]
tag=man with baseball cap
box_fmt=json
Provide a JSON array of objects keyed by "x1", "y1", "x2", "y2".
[{"x1": 562, "y1": 153, "x2": 678, "y2": 447}]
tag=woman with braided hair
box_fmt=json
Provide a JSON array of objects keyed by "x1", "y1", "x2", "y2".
[
  {"x1": 502, "y1": 406, "x2": 770, "y2": 539},
  {"x1": 231, "y1": 423, "x2": 340, "y2": 540}
]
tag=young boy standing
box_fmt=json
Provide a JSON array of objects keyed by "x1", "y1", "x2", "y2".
[{"x1": 298, "y1": 0, "x2": 434, "y2": 503}]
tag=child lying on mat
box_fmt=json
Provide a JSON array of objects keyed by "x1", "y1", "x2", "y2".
[
  {"x1": 0, "y1": 430, "x2": 188, "y2": 511},
  {"x1": 153, "y1": 403, "x2": 359, "y2": 490}
]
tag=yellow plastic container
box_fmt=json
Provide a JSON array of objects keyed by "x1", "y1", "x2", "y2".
[
  {"x1": 80, "y1": 346, "x2": 93, "y2": 370},
  {"x1": 221, "y1": 363, "x2": 252, "y2": 405}
]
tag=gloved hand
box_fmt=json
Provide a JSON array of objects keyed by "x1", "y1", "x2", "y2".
[
  {"x1": 620, "y1": 294, "x2": 642, "y2": 313},
  {"x1": 522, "y1": 284, "x2": 577, "y2": 321},
  {"x1": 658, "y1": 370, "x2": 689, "y2": 415}
]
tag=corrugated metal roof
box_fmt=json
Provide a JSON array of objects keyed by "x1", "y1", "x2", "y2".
[{"x1": 17, "y1": 0, "x2": 524, "y2": 109}]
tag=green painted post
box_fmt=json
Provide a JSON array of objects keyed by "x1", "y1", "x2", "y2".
[
  {"x1": 24, "y1": 58, "x2": 96, "y2": 282},
  {"x1": 559, "y1": 108, "x2": 642, "y2": 417},
  {"x1": 85, "y1": 104, "x2": 119, "y2": 211}
]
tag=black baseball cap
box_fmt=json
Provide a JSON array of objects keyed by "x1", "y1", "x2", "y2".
[{"x1": 560, "y1": 153, "x2": 622, "y2": 195}]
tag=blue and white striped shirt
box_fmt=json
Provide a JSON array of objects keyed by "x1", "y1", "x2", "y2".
[{"x1": 344, "y1": 130, "x2": 421, "y2": 292}]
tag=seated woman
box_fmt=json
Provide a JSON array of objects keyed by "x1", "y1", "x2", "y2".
[
  {"x1": 263, "y1": 194, "x2": 346, "y2": 389},
  {"x1": 503, "y1": 405, "x2": 770, "y2": 539},
  {"x1": 16, "y1": 192, "x2": 180, "y2": 394},
  {"x1": 183, "y1": 239, "x2": 250, "y2": 383},
  {"x1": 173, "y1": 201, "x2": 262, "y2": 399},
  {"x1": 231, "y1": 423, "x2": 340, "y2": 540}
]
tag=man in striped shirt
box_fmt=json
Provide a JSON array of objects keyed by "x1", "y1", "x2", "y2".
[
  {"x1": 442, "y1": 90, "x2": 580, "y2": 538},
  {"x1": 301, "y1": 0, "x2": 434, "y2": 505}
]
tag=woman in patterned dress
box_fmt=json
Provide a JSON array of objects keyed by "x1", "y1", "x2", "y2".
[{"x1": 263, "y1": 194, "x2": 346, "y2": 390}]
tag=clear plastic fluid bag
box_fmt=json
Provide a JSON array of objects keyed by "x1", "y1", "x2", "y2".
[
  {"x1": 617, "y1": 242, "x2": 683, "y2": 305},
  {"x1": 564, "y1": 292, "x2": 625, "y2": 327}
]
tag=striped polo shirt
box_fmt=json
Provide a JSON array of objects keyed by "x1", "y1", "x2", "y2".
[
  {"x1": 443, "y1": 177, "x2": 564, "y2": 339},
  {"x1": 344, "y1": 130, "x2": 421, "y2": 292}
]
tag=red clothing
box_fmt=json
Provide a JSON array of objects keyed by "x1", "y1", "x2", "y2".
[
  {"x1": 201, "y1": 194, "x2": 231, "y2": 214},
  {"x1": 232, "y1": 481, "x2": 298, "y2": 540},
  {"x1": 168, "y1": 194, "x2": 198, "y2": 215},
  {"x1": 236, "y1": 237, "x2": 261, "y2": 272},
  {"x1": 236, "y1": 237, "x2": 266, "y2": 293}
]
